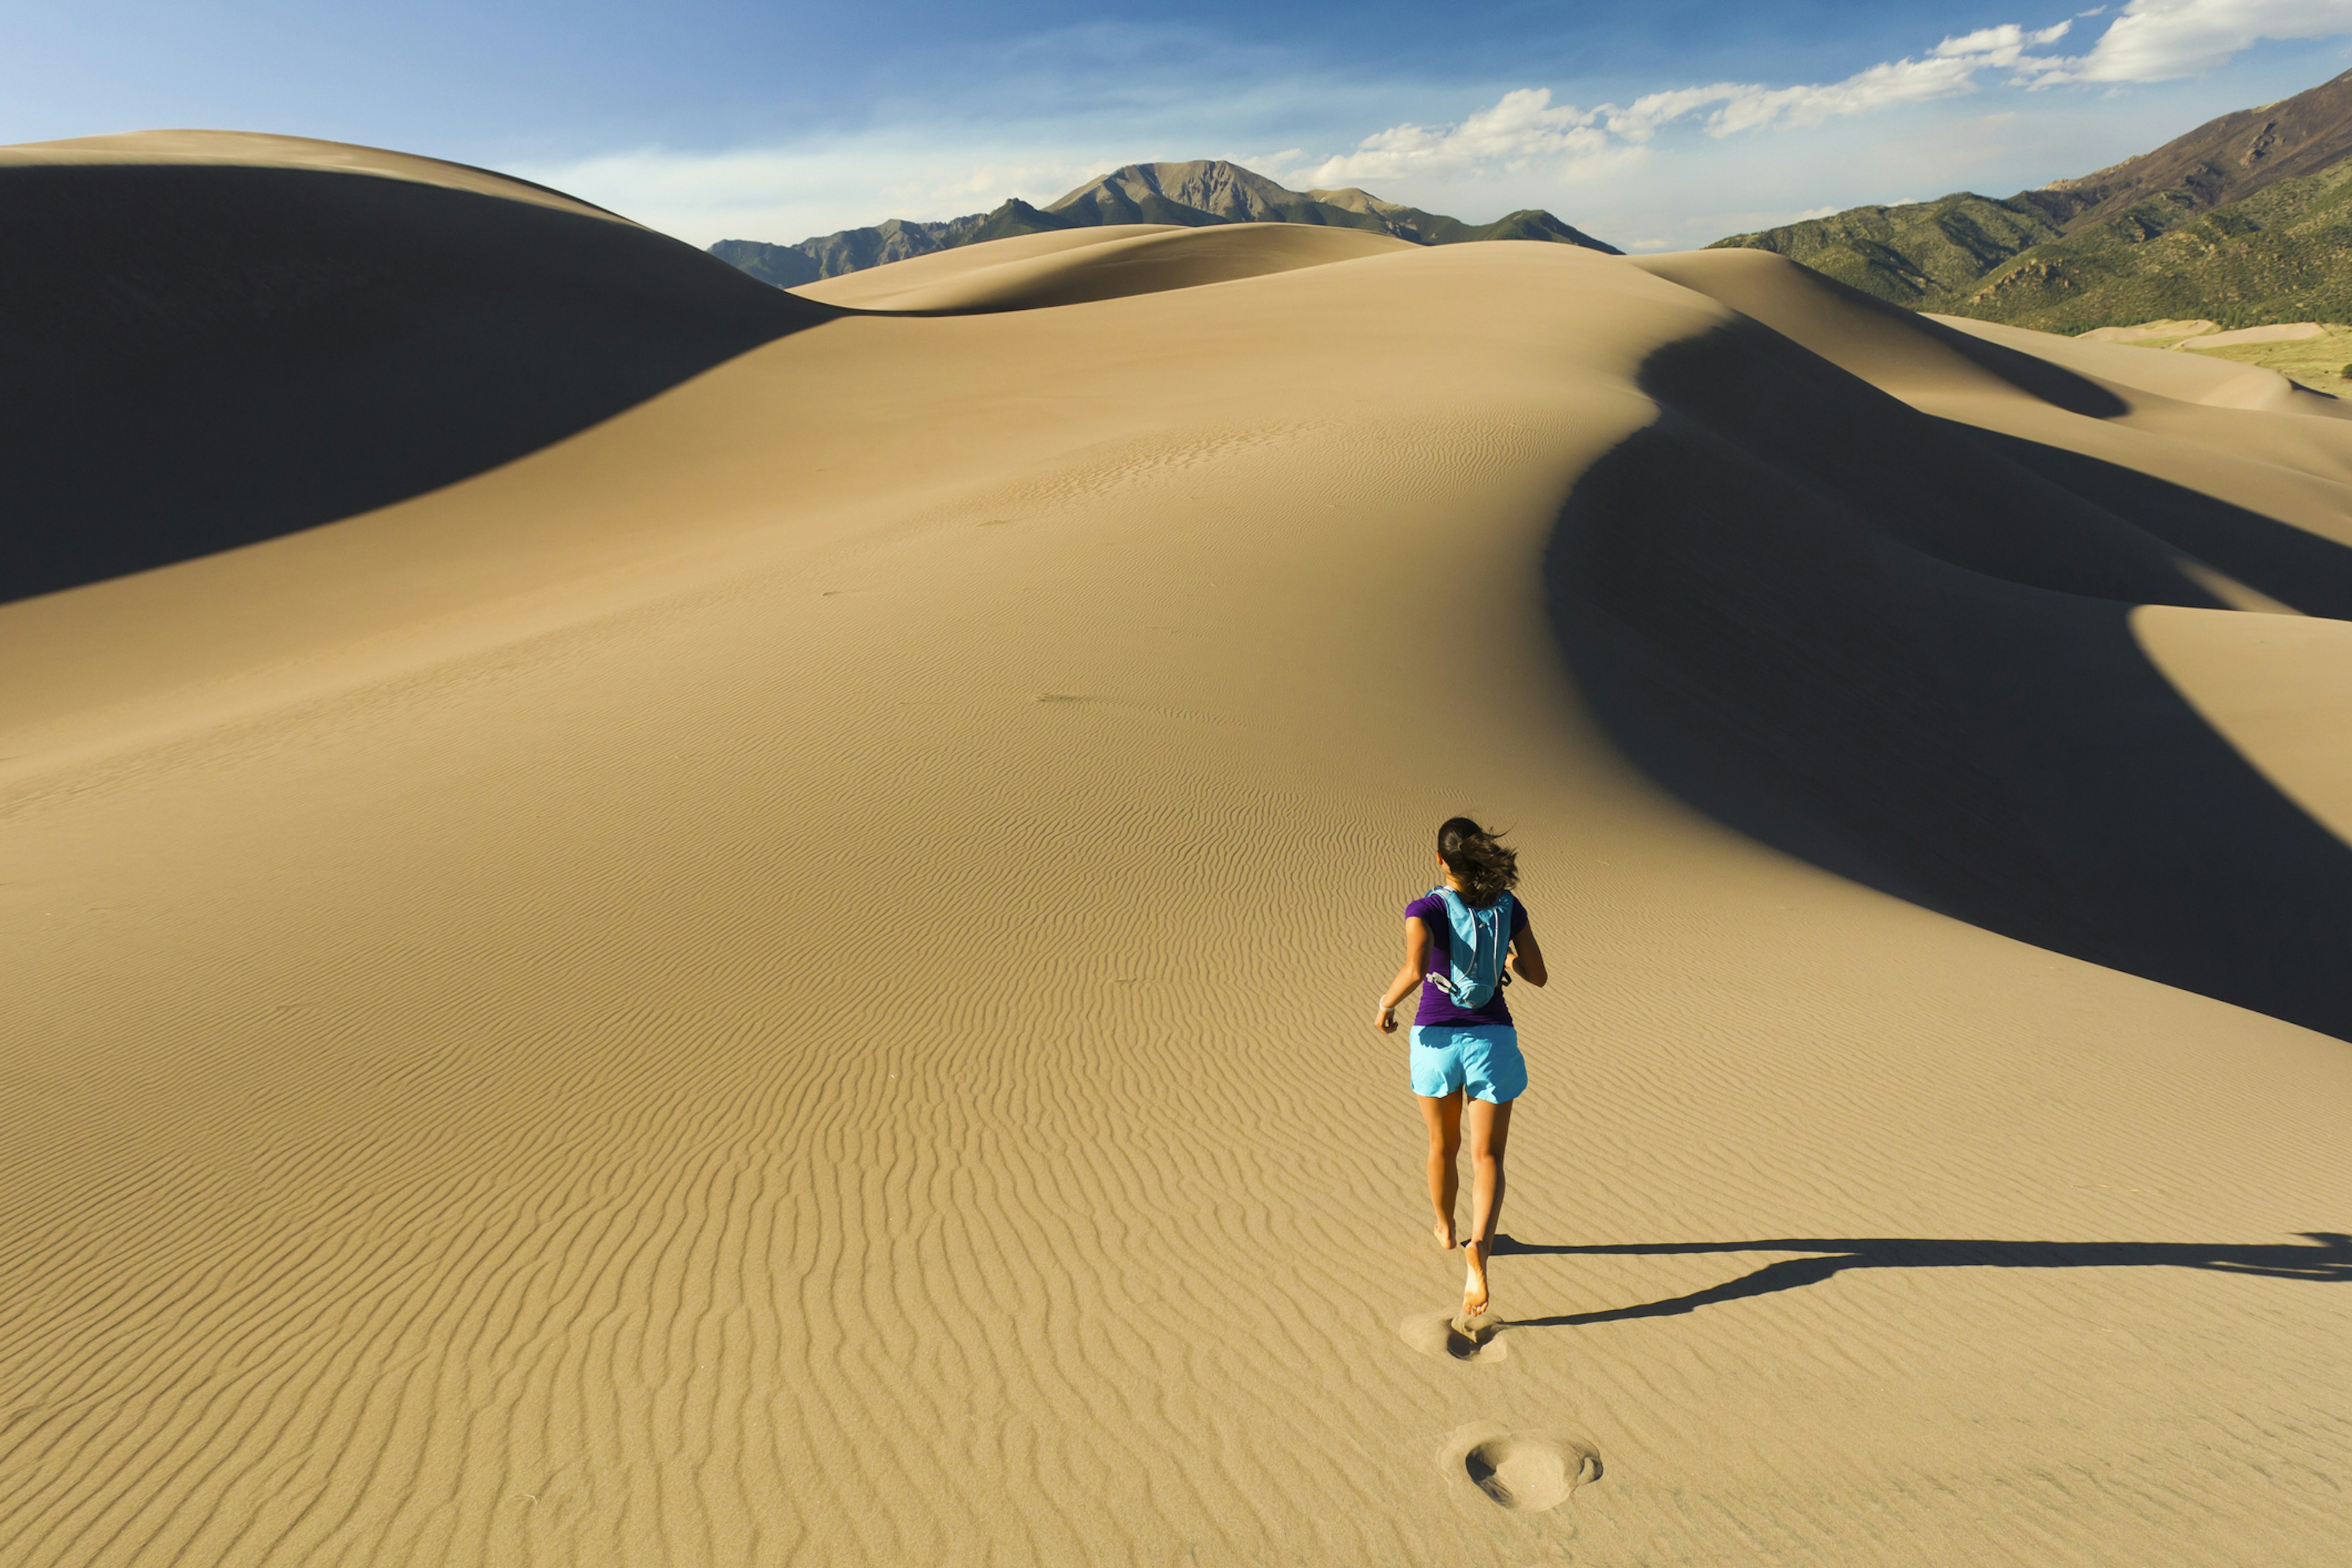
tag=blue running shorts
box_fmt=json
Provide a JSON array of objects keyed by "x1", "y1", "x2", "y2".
[{"x1": 1409, "y1": 1024, "x2": 1527, "y2": 1104}]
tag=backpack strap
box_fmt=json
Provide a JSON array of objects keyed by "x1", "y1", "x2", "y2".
[
  {"x1": 1493, "y1": 893, "x2": 1515, "y2": 990},
  {"x1": 1424, "y1": 886, "x2": 1464, "y2": 996}
]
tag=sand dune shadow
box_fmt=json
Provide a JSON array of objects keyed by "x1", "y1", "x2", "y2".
[
  {"x1": 1, "y1": 162, "x2": 833, "y2": 604},
  {"x1": 1547, "y1": 319, "x2": 2352, "y2": 1041},
  {"x1": 1963, "y1": 425, "x2": 2352, "y2": 621}
]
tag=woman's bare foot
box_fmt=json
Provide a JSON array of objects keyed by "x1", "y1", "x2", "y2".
[
  {"x1": 1462, "y1": 1241, "x2": 1491, "y2": 1318},
  {"x1": 1434, "y1": 1218, "x2": 1457, "y2": 1252}
]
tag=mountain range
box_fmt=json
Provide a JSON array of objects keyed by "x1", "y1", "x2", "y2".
[
  {"x1": 1712, "y1": 68, "x2": 2352, "y2": 333},
  {"x1": 712, "y1": 70, "x2": 2352, "y2": 334},
  {"x1": 709, "y1": 160, "x2": 1618, "y2": 286}
]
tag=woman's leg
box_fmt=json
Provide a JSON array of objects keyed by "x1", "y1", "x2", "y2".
[
  {"x1": 1461, "y1": 1097, "x2": 1514, "y2": 1316},
  {"x1": 1417, "y1": 1092, "x2": 1464, "y2": 1250}
]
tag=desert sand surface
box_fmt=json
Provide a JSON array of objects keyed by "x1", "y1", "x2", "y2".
[
  {"x1": 2078, "y1": 318, "x2": 2330, "y2": 350},
  {"x1": 2078, "y1": 317, "x2": 2225, "y2": 344},
  {"x1": 2190, "y1": 321, "x2": 2332, "y2": 347},
  {"x1": 2071, "y1": 318, "x2": 2352, "y2": 399},
  {"x1": 6, "y1": 140, "x2": 2352, "y2": 1567}
]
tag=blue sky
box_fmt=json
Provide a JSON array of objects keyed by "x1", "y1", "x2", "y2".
[{"x1": 7, "y1": 1, "x2": 2352, "y2": 249}]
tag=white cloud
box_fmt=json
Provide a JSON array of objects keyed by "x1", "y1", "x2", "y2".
[
  {"x1": 2043, "y1": 0, "x2": 2352, "y2": 83},
  {"x1": 1937, "y1": 21, "x2": 2075, "y2": 56},
  {"x1": 1608, "y1": 85, "x2": 1754, "y2": 141},
  {"x1": 1705, "y1": 55, "x2": 1985, "y2": 134},
  {"x1": 1297, "y1": 88, "x2": 1621, "y2": 184},
  {"x1": 1303, "y1": 2, "x2": 2346, "y2": 187},
  {"x1": 1306, "y1": 19, "x2": 2081, "y2": 182},
  {"x1": 1610, "y1": 20, "x2": 2082, "y2": 134}
]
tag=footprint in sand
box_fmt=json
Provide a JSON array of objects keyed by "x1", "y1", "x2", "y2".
[
  {"x1": 1438, "y1": 1422, "x2": 1601, "y2": 1512},
  {"x1": 1398, "y1": 1310, "x2": 1509, "y2": 1363}
]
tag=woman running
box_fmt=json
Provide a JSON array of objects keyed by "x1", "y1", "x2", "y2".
[{"x1": 1374, "y1": 817, "x2": 1545, "y2": 1319}]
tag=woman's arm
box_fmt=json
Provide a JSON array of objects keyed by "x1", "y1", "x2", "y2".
[
  {"x1": 1510, "y1": 922, "x2": 1548, "y2": 987},
  {"x1": 1374, "y1": 916, "x2": 1431, "y2": 1033}
]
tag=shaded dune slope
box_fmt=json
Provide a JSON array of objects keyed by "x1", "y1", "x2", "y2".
[
  {"x1": 1, "y1": 138, "x2": 832, "y2": 604},
  {"x1": 1968, "y1": 429, "x2": 2352, "y2": 619},
  {"x1": 1550, "y1": 274, "x2": 2352, "y2": 1040}
]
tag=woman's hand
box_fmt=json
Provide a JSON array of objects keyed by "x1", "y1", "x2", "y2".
[{"x1": 1374, "y1": 916, "x2": 1429, "y2": 1035}]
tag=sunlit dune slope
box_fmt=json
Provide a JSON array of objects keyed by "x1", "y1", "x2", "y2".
[
  {"x1": 2135, "y1": 605, "x2": 2352, "y2": 842},
  {"x1": 782, "y1": 224, "x2": 1180, "y2": 304},
  {"x1": 4, "y1": 156, "x2": 2351, "y2": 1568},
  {"x1": 0, "y1": 129, "x2": 630, "y2": 221},
  {"x1": 0, "y1": 131, "x2": 831, "y2": 603},
  {"x1": 794, "y1": 221, "x2": 1412, "y2": 311}
]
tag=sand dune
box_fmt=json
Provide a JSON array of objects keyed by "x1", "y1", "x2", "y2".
[
  {"x1": 1934, "y1": 312, "x2": 2344, "y2": 415},
  {"x1": 2079, "y1": 318, "x2": 2223, "y2": 344},
  {"x1": 2191, "y1": 321, "x2": 2332, "y2": 349},
  {"x1": 2078, "y1": 320, "x2": 2332, "y2": 351},
  {"x1": 794, "y1": 221, "x2": 1412, "y2": 312},
  {"x1": 0, "y1": 132, "x2": 827, "y2": 604},
  {"x1": 4, "y1": 145, "x2": 2351, "y2": 1566},
  {"x1": 786, "y1": 222, "x2": 1182, "y2": 304}
]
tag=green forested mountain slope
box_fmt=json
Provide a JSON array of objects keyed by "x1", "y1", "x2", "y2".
[
  {"x1": 1710, "y1": 192, "x2": 2075, "y2": 306},
  {"x1": 1709, "y1": 67, "x2": 2352, "y2": 331},
  {"x1": 1953, "y1": 159, "x2": 2352, "y2": 331},
  {"x1": 2046, "y1": 66, "x2": 2352, "y2": 228},
  {"x1": 709, "y1": 160, "x2": 1616, "y2": 286}
]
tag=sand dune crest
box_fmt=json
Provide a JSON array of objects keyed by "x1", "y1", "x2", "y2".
[
  {"x1": 1, "y1": 129, "x2": 627, "y2": 222},
  {"x1": 797, "y1": 221, "x2": 1415, "y2": 312}
]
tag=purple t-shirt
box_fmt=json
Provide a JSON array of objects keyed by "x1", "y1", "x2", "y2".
[{"x1": 1408, "y1": 892, "x2": 1530, "y2": 1028}]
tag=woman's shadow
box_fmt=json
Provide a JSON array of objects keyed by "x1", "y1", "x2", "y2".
[{"x1": 1490, "y1": 1232, "x2": 2352, "y2": 1327}]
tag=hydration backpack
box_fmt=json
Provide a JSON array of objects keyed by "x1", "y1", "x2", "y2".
[{"x1": 1425, "y1": 888, "x2": 1515, "y2": 1008}]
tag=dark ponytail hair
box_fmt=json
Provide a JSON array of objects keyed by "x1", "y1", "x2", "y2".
[{"x1": 1436, "y1": 816, "x2": 1518, "y2": 907}]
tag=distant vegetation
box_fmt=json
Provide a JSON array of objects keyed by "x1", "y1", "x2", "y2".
[
  {"x1": 1709, "y1": 192, "x2": 2071, "y2": 307},
  {"x1": 1956, "y1": 161, "x2": 2352, "y2": 332},
  {"x1": 2141, "y1": 320, "x2": 2352, "y2": 394},
  {"x1": 1713, "y1": 67, "x2": 2352, "y2": 334},
  {"x1": 710, "y1": 160, "x2": 1617, "y2": 286}
]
